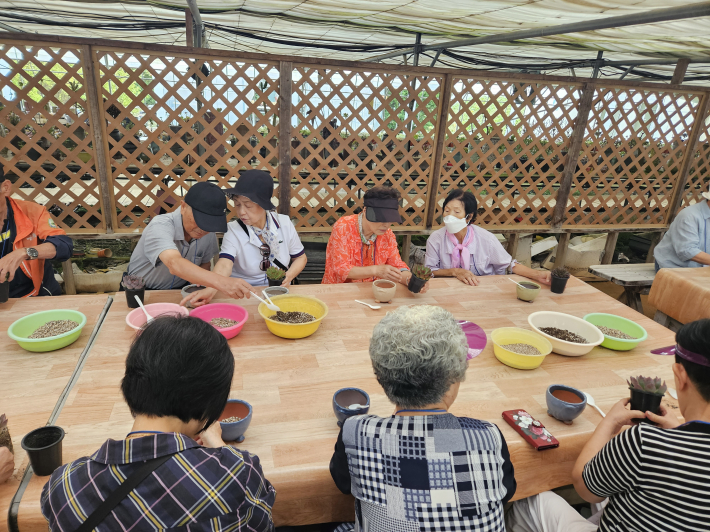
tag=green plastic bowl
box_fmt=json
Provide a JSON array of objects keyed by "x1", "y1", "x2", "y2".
[
  {"x1": 583, "y1": 313, "x2": 647, "y2": 351},
  {"x1": 8, "y1": 309, "x2": 87, "y2": 352}
]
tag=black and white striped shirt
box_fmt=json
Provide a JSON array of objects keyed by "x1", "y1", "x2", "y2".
[{"x1": 583, "y1": 421, "x2": 710, "y2": 531}]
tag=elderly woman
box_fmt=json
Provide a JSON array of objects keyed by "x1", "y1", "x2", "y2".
[
  {"x1": 183, "y1": 169, "x2": 307, "y2": 306},
  {"x1": 425, "y1": 189, "x2": 550, "y2": 286},
  {"x1": 330, "y1": 305, "x2": 515, "y2": 532}
]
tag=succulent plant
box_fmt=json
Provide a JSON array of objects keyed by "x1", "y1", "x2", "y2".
[
  {"x1": 121, "y1": 275, "x2": 145, "y2": 290},
  {"x1": 266, "y1": 266, "x2": 286, "y2": 281},
  {"x1": 551, "y1": 267, "x2": 571, "y2": 279},
  {"x1": 0, "y1": 414, "x2": 13, "y2": 453},
  {"x1": 627, "y1": 375, "x2": 667, "y2": 396},
  {"x1": 411, "y1": 264, "x2": 433, "y2": 281}
]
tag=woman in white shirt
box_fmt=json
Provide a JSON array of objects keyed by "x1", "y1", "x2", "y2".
[{"x1": 182, "y1": 170, "x2": 307, "y2": 306}]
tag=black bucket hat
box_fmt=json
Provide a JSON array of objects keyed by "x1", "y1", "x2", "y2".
[
  {"x1": 184, "y1": 182, "x2": 228, "y2": 233},
  {"x1": 364, "y1": 196, "x2": 402, "y2": 223},
  {"x1": 225, "y1": 170, "x2": 276, "y2": 211}
]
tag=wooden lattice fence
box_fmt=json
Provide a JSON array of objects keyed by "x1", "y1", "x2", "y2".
[{"x1": 1, "y1": 33, "x2": 709, "y2": 237}]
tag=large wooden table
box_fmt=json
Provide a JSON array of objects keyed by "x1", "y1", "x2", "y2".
[
  {"x1": 649, "y1": 267, "x2": 710, "y2": 327},
  {"x1": 13, "y1": 278, "x2": 676, "y2": 529}
]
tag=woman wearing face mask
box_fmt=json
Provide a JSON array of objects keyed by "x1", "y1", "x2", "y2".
[{"x1": 425, "y1": 189, "x2": 550, "y2": 286}]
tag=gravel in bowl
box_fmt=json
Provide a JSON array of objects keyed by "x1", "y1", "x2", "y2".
[{"x1": 29, "y1": 320, "x2": 79, "y2": 339}]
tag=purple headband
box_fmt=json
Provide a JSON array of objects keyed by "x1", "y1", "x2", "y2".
[{"x1": 651, "y1": 344, "x2": 710, "y2": 367}]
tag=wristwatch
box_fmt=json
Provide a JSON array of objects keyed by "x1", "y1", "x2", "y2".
[{"x1": 25, "y1": 247, "x2": 39, "y2": 260}]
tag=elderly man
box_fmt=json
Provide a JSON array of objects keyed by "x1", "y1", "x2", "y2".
[
  {"x1": 0, "y1": 163, "x2": 73, "y2": 297},
  {"x1": 127, "y1": 182, "x2": 251, "y2": 299},
  {"x1": 654, "y1": 187, "x2": 710, "y2": 271}
]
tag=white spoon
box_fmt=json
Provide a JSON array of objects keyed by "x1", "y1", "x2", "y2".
[
  {"x1": 135, "y1": 295, "x2": 153, "y2": 323},
  {"x1": 262, "y1": 290, "x2": 277, "y2": 307},
  {"x1": 507, "y1": 277, "x2": 526, "y2": 288},
  {"x1": 668, "y1": 388, "x2": 678, "y2": 400},
  {"x1": 355, "y1": 300, "x2": 381, "y2": 310},
  {"x1": 584, "y1": 392, "x2": 606, "y2": 418},
  {"x1": 250, "y1": 291, "x2": 280, "y2": 312}
]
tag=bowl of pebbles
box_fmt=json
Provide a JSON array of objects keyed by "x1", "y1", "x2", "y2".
[
  {"x1": 258, "y1": 294, "x2": 328, "y2": 339},
  {"x1": 8, "y1": 310, "x2": 87, "y2": 352},
  {"x1": 219, "y1": 399, "x2": 252, "y2": 443},
  {"x1": 528, "y1": 311, "x2": 604, "y2": 357},
  {"x1": 190, "y1": 303, "x2": 249, "y2": 340},
  {"x1": 490, "y1": 327, "x2": 553, "y2": 370},
  {"x1": 583, "y1": 313, "x2": 648, "y2": 351}
]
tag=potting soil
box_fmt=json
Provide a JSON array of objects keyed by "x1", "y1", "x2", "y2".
[
  {"x1": 596, "y1": 325, "x2": 636, "y2": 340},
  {"x1": 210, "y1": 318, "x2": 238, "y2": 328},
  {"x1": 539, "y1": 327, "x2": 588, "y2": 344},
  {"x1": 222, "y1": 416, "x2": 242, "y2": 423},
  {"x1": 28, "y1": 320, "x2": 79, "y2": 339},
  {"x1": 269, "y1": 311, "x2": 316, "y2": 324},
  {"x1": 501, "y1": 343, "x2": 542, "y2": 356}
]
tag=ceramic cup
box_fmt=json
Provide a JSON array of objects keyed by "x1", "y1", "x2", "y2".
[
  {"x1": 220, "y1": 399, "x2": 252, "y2": 443},
  {"x1": 181, "y1": 284, "x2": 205, "y2": 308},
  {"x1": 516, "y1": 280, "x2": 541, "y2": 303},
  {"x1": 546, "y1": 384, "x2": 587, "y2": 424},
  {"x1": 263, "y1": 286, "x2": 289, "y2": 299},
  {"x1": 333, "y1": 388, "x2": 370, "y2": 427},
  {"x1": 372, "y1": 280, "x2": 396, "y2": 303}
]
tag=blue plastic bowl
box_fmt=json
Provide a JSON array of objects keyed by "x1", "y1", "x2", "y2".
[
  {"x1": 333, "y1": 387, "x2": 370, "y2": 427},
  {"x1": 220, "y1": 399, "x2": 252, "y2": 443}
]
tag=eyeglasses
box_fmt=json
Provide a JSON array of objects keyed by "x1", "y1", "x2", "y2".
[{"x1": 259, "y1": 243, "x2": 271, "y2": 271}]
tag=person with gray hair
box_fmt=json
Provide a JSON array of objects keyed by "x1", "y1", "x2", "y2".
[{"x1": 330, "y1": 305, "x2": 516, "y2": 532}]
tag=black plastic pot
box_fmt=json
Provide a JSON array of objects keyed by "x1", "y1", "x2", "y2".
[
  {"x1": 268, "y1": 278, "x2": 283, "y2": 287},
  {"x1": 629, "y1": 389, "x2": 664, "y2": 424},
  {"x1": 126, "y1": 288, "x2": 145, "y2": 309},
  {"x1": 408, "y1": 275, "x2": 427, "y2": 294},
  {"x1": 0, "y1": 281, "x2": 8, "y2": 303},
  {"x1": 21, "y1": 426, "x2": 65, "y2": 476},
  {"x1": 550, "y1": 275, "x2": 569, "y2": 294}
]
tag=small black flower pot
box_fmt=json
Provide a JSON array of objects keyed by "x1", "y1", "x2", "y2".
[
  {"x1": 629, "y1": 389, "x2": 664, "y2": 424},
  {"x1": 550, "y1": 275, "x2": 569, "y2": 294},
  {"x1": 268, "y1": 278, "x2": 283, "y2": 287},
  {"x1": 21, "y1": 426, "x2": 65, "y2": 476},
  {"x1": 0, "y1": 281, "x2": 9, "y2": 303},
  {"x1": 126, "y1": 288, "x2": 145, "y2": 309},
  {"x1": 408, "y1": 275, "x2": 427, "y2": 294}
]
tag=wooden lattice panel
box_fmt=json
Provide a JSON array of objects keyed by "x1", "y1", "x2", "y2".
[
  {"x1": 435, "y1": 79, "x2": 582, "y2": 227},
  {"x1": 682, "y1": 104, "x2": 710, "y2": 208},
  {"x1": 95, "y1": 49, "x2": 279, "y2": 230},
  {"x1": 0, "y1": 44, "x2": 104, "y2": 231},
  {"x1": 566, "y1": 87, "x2": 702, "y2": 227},
  {"x1": 289, "y1": 67, "x2": 441, "y2": 228}
]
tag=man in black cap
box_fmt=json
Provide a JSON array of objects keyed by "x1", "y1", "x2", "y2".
[{"x1": 127, "y1": 182, "x2": 252, "y2": 299}]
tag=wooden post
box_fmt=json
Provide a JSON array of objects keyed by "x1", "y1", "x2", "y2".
[
  {"x1": 551, "y1": 82, "x2": 596, "y2": 227},
  {"x1": 81, "y1": 44, "x2": 116, "y2": 234},
  {"x1": 553, "y1": 232, "x2": 571, "y2": 270},
  {"x1": 601, "y1": 231, "x2": 619, "y2": 264},
  {"x1": 63, "y1": 260, "x2": 76, "y2": 295},
  {"x1": 646, "y1": 232, "x2": 664, "y2": 263},
  {"x1": 401, "y1": 235, "x2": 412, "y2": 266},
  {"x1": 185, "y1": 9, "x2": 194, "y2": 47},
  {"x1": 278, "y1": 61, "x2": 293, "y2": 217},
  {"x1": 671, "y1": 59, "x2": 690, "y2": 85},
  {"x1": 506, "y1": 233, "x2": 520, "y2": 258},
  {"x1": 425, "y1": 73, "x2": 453, "y2": 229}
]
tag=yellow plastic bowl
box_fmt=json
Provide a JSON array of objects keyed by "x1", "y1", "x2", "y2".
[
  {"x1": 258, "y1": 294, "x2": 329, "y2": 339},
  {"x1": 491, "y1": 327, "x2": 553, "y2": 370}
]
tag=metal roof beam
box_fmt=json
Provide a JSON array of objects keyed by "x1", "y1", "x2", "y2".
[
  {"x1": 185, "y1": 0, "x2": 204, "y2": 48},
  {"x1": 0, "y1": 21, "x2": 26, "y2": 33}
]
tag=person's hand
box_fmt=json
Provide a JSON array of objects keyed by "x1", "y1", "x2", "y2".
[
  {"x1": 375, "y1": 264, "x2": 402, "y2": 283},
  {"x1": 221, "y1": 278, "x2": 253, "y2": 300},
  {"x1": 282, "y1": 271, "x2": 296, "y2": 287},
  {"x1": 0, "y1": 249, "x2": 28, "y2": 283},
  {"x1": 180, "y1": 287, "x2": 217, "y2": 307},
  {"x1": 454, "y1": 268, "x2": 478, "y2": 286},
  {"x1": 419, "y1": 280, "x2": 431, "y2": 294},
  {"x1": 537, "y1": 271, "x2": 551, "y2": 286},
  {"x1": 194, "y1": 421, "x2": 225, "y2": 448},
  {"x1": 645, "y1": 404, "x2": 682, "y2": 429},
  {"x1": 0, "y1": 447, "x2": 14, "y2": 484},
  {"x1": 602, "y1": 398, "x2": 646, "y2": 435}
]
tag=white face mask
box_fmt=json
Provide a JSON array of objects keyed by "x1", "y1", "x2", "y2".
[{"x1": 443, "y1": 215, "x2": 469, "y2": 234}]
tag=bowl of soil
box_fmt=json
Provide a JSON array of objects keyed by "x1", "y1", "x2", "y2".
[
  {"x1": 546, "y1": 385, "x2": 587, "y2": 424},
  {"x1": 258, "y1": 294, "x2": 328, "y2": 339},
  {"x1": 583, "y1": 313, "x2": 648, "y2": 351},
  {"x1": 219, "y1": 399, "x2": 252, "y2": 443},
  {"x1": 516, "y1": 280, "x2": 541, "y2": 303},
  {"x1": 190, "y1": 303, "x2": 248, "y2": 340},
  {"x1": 21, "y1": 425, "x2": 65, "y2": 476},
  {"x1": 8, "y1": 310, "x2": 87, "y2": 352},
  {"x1": 528, "y1": 311, "x2": 604, "y2": 357},
  {"x1": 126, "y1": 303, "x2": 189, "y2": 331},
  {"x1": 490, "y1": 327, "x2": 553, "y2": 370},
  {"x1": 333, "y1": 388, "x2": 370, "y2": 427}
]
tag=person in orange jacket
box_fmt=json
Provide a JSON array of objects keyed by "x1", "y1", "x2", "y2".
[{"x1": 0, "y1": 163, "x2": 73, "y2": 297}]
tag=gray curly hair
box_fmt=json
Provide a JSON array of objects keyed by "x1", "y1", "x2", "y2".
[{"x1": 369, "y1": 305, "x2": 468, "y2": 408}]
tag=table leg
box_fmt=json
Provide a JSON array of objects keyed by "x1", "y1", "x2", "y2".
[
  {"x1": 654, "y1": 310, "x2": 671, "y2": 328},
  {"x1": 625, "y1": 288, "x2": 644, "y2": 314}
]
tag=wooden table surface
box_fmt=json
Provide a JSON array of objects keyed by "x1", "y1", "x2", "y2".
[
  {"x1": 14, "y1": 278, "x2": 677, "y2": 529},
  {"x1": 0, "y1": 295, "x2": 112, "y2": 532},
  {"x1": 649, "y1": 267, "x2": 710, "y2": 325},
  {"x1": 588, "y1": 263, "x2": 656, "y2": 286}
]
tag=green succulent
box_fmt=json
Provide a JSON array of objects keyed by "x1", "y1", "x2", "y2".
[
  {"x1": 266, "y1": 266, "x2": 286, "y2": 281},
  {"x1": 551, "y1": 267, "x2": 571, "y2": 279},
  {"x1": 627, "y1": 375, "x2": 667, "y2": 396},
  {"x1": 411, "y1": 264, "x2": 433, "y2": 281}
]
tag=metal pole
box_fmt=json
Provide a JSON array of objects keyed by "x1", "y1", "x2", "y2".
[
  {"x1": 413, "y1": 33, "x2": 422, "y2": 67},
  {"x1": 365, "y1": 2, "x2": 710, "y2": 62},
  {"x1": 185, "y1": 0, "x2": 203, "y2": 48},
  {"x1": 430, "y1": 49, "x2": 442, "y2": 67},
  {"x1": 619, "y1": 65, "x2": 635, "y2": 80},
  {"x1": 0, "y1": 21, "x2": 25, "y2": 32},
  {"x1": 592, "y1": 51, "x2": 603, "y2": 79}
]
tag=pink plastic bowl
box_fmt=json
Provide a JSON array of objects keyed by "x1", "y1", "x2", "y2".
[
  {"x1": 190, "y1": 303, "x2": 249, "y2": 340},
  {"x1": 126, "y1": 303, "x2": 189, "y2": 331}
]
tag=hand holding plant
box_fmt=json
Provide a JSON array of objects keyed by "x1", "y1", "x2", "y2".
[
  {"x1": 602, "y1": 398, "x2": 646, "y2": 435},
  {"x1": 644, "y1": 404, "x2": 681, "y2": 429}
]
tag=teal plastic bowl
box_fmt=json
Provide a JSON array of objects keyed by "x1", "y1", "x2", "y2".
[
  {"x1": 8, "y1": 310, "x2": 87, "y2": 352},
  {"x1": 583, "y1": 313, "x2": 647, "y2": 351}
]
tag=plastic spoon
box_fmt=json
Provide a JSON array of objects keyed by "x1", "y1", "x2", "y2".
[
  {"x1": 507, "y1": 277, "x2": 526, "y2": 288},
  {"x1": 668, "y1": 388, "x2": 678, "y2": 400},
  {"x1": 355, "y1": 300, "x2": 381, "y2": 310},
  {"x1": 584, "y1": 392, "x2": 606, "y2": 418},
  {"x1": 250, "y1": 291, "x2": 280, "y2": 312},
  {"x1": 135, "y1": 295, "x2": 153, "y2": 323},
  {"x1": 262, "y1": 290, "x2": 277, "y2": 307}
]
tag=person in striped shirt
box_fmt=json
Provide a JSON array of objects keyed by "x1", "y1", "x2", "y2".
[{"x1": 507, "y1": 318, "x2": 710, "y2": 532}]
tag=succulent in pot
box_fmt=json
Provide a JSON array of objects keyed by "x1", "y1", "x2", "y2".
[
  {"x1": 550, "y1": 266, "x2": 571, "y2": 294},
  {"x1": 0, "y1": 414, "x2": 13, "y2": 454},
  {"x1": 122, "y1": 274, "x2": 146, "y2": 309},
  {"x1": 266, "y1": 266, "x2": 286, "y2": 287},
  {"x1": 628, "y1": 375, "x2": 667, "y2": 423},
  {"x1": 408, "y1": 264, "x2": 432, "y2": 294}
]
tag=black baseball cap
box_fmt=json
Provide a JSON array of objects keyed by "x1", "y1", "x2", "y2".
[
  {"x1": 184, "y1": 182, "x2": 228, "y2": 232},
  {"x1": 224, "y1": 170, "x2": 276, "y2": 211},
  {"x1": 364, "y1": 196, "x2": 402, "y2": 223}
]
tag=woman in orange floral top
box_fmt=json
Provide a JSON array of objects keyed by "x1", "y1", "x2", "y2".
[{"x1": 323, "y1": 187, "x2": 429, "y2": 293}]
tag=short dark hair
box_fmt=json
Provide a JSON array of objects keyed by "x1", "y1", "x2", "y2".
[
  {"x1": 442, "y1": 189, "x2": 477, "y2": 223},
  {"x1": 675, "y1": 319, "x2": 710, "y2": 402},
  {"x1": 121, "y1": 316, "x2": 234, "y2": 432},
  {"x1": 0, "y1": 162, "x2": 5, "y2": 183},
  {"x1": 363, "y1": 186, "x2": 401, "y2": 202}
]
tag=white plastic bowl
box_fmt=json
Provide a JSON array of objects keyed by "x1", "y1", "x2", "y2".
[{"x1": 527, "y1": 311, "x2": 604, "y2": 357}]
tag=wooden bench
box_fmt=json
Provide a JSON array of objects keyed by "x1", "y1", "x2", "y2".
[{"x1": 587, "y1": 263, "x2": 657, "y2": 314}]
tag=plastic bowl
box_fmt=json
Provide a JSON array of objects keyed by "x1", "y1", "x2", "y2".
[
  {"x1": 190, "y1": 303, "x2": 248, "y2": 340},
  {"x1": 583, "y1": 313, "x2": 648, "y2": 351},
  {"x1": 8, "y1": 310, "x2": 87, "y2": 352},
  {"x1": 333, "y1": 387, "x2": 370, "y2": 427},
  {"x1": 528, "y1": 311, "x2": 604, "y2": 357},
  {"x1": 490, "y1": 327, "x2": 553, "y2": 370},
  {"x1": 125, "y1": 303, "x2": 189, "y2": 331},
  {"x1": 220, "y1": 399, "x2": 252, "y2": 443},
  {"x1": 258, "y1": 294, "x2": 328, "y2": 339}
]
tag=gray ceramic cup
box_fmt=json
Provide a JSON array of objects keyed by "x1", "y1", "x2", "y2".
[{"x1": 546, "y1": 384, "x2": 587, "y2": 424}]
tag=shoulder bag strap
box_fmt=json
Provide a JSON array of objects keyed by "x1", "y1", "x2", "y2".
[
  {"x1": 75, "y1": 453, "x2": 174, "y2": 532},
  {"x1": 241, "y1": 216, "x2": 300, "y2": 284}
]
